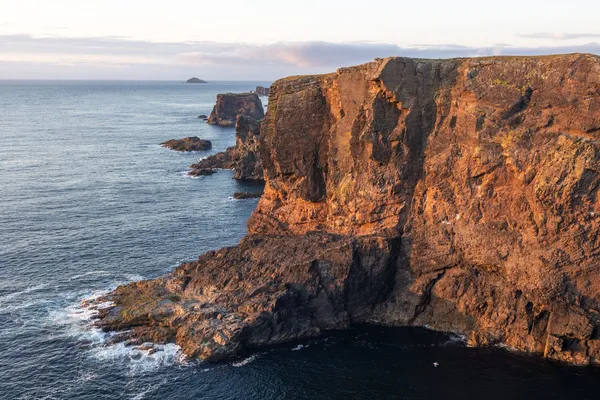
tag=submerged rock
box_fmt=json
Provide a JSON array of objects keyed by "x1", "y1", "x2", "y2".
[
  {"x1": 96, "y1": 54, "x2": 600, "y2": 365},
  {"x1": 207, "y1": 93, "x2": 264, "y2": 126},
  {"x1": 161, "y1": 137, "x2": 212, "y2": 152}
]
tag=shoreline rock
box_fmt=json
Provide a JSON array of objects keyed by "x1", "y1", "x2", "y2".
[
  {"x1": 190, "y1": 115, "x2": 263, "y2": 181},
  {"x1": 161, "y1": 137, "x2": 212, "y2": 152},
  {"x1": 96, "y1": 54, "x2": 600, "y2": 366},
  {"x1": 207, "y1": 93, "x2": 264, "y2": 126}
]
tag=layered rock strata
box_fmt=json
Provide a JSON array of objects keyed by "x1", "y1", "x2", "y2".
[{"x1": 96, "y1": 54, "x2": 600, "y2": 365}]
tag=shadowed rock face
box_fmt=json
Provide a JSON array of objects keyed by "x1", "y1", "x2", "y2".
[
  {"x1": 96, "y1": 54, "x2": 600, "y2": 365},
  {"x1": 189, "y1": 115, "x2": 263, "y2": 180},
  {"x1": 207, "y1": 93, "x2": 264, "y2": 126}
]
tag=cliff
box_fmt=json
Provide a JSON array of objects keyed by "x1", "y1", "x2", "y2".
[
  {"x1": 189, "y1": 115, "x2": 263, "y2": 180},
  {"x1": 207, "y1": 93, "x2": 264, "y2": 126},
  {"x1": 95, "y1": 54, "x2": 600, "y2": 365}
]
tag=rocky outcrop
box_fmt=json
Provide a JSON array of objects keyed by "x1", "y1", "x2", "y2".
[
  {"x1": 233, "y1": 192, "x2": 262, "y2": 199},
  {"x1": 256, "y1": 86, "x2": 270, "y2": 96},
  {"x1": 186, "y1": 77, "x2": 207, "y2": 83},
  {"x1": 189, "y1": 115, "x2": 263, "y2": 180},
  {"x1": 207, "y1": 93, "x2": 264, "y2": 126},
  {"x1": 161, "y1": 137, "x2": 212, "y2": 152},
  {"x1": 95, "y1": 54, "x2": 600, "y2": 365}
]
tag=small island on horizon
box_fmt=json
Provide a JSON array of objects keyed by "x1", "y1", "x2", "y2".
[{"x1": 186, "y1": 77, "x2": 207, "y2": 84}]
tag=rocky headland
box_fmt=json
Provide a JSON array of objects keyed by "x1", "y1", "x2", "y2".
[
  {"x1": 207, "y1": 93, "x2": 264, "y2": 126},
  {"x1": 189, "y1": 115, "x2": 263, "y2": 180},
  {"x1": 161, "y1": 137, "x2": 212, "y2": 152},
  {"x1": 95, "y1": 54, "x2": 600, "y2": 365}
]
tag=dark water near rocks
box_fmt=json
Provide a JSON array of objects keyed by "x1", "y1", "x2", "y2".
[{"x1": 1, "y1": 80, "x2": 599, "y2": 400}]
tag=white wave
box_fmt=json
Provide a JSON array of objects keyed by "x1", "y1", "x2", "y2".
[
  {"x1": 48, "y1": 284, "x2": 189, "y2": 374},
  {"x1": 0, "y1": 298, "x2": 55, "y2": 314},
  {"x1": 47, "y1": 290, "x2": 113, "y2": 345},
  {"x1": 291, "y1": 344, "x2": 307, "y2": 351},
  {"x1": 441, "y1": 333, "x2": 467, "y2": 347},
  {"x1": 67, "y1": 270, "x2": 111, "y2": 281},
  {"x1": 91, "y1": 342, "x2": 186, "y2": 375},
  {"x1": 232, "y1": 354, "x2": 258, "y2": 367},
  {"x1": 0, "y1": 283, "x2": 49, "y2": 305},
  {"x1": 119, "y1": 273, "x2": 144, "y2": 283}
]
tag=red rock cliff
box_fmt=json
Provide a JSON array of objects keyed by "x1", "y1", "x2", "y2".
[{"x1": 96, "y1": 54, "x2": 600, "y2": 365}]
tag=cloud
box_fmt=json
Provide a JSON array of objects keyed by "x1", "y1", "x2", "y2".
[
  {"x1": 1, "y1": 34, "x2": 600, "y2": 80},
  {"x1": 517, "y1": 32, "x2": 600, "y2": 40}
]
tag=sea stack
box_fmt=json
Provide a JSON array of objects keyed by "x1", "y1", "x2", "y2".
[
  {"x1": 207, "y1": 92, "x2": 264, "y2": 126},
  {"x1": 255, "y1": 86, "x2": 270, "y2": 96},
  {"x1": 94, "y1": 54, "x2": 600, "y2": 366}
]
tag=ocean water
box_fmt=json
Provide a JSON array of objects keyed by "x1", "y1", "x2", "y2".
[{"x1": 1, "y1": 80, "x2": 599, "y2": 400}]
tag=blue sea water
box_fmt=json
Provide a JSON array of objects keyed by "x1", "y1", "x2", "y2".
[{"x1": 1, "y1": 80, "x2": 599, "y2": 400}]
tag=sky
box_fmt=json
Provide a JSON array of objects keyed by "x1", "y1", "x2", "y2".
[{"x1": 1, "y1": 0, "x2": 599, "y2": 80}]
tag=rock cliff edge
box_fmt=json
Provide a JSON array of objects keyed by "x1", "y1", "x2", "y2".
[{"x1": 95, "y1": 54, "x2": 600, "y2": 365}]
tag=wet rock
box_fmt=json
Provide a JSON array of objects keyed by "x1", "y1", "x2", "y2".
[
  {"x1": 207, "y1": 93, "x2": 264, "y2": 126},
  {"x1": 161, "y1": 137, "x2": 212, "y2": 152},
  {"x1": 198, "y1": 114, "x2": 208, "y2": 119}
]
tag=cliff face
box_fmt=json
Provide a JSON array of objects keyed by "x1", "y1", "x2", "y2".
[
  {"x1": 189, "y1": 115, "x2": 263, "y2": 180},
  {"x1": 207, "y1": 93, "x2": 264, "y2": 126},
  {"x1": 96, "y1": 54, "x2": 600, "y2": 365}
]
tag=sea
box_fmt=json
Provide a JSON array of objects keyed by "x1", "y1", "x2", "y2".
[{"x1": 1, "y1": 80, "x2": 599, "y2": 400}]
